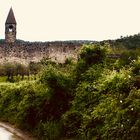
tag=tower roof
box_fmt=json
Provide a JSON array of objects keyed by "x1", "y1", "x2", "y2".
[{"x1": 5, "y1": 8, "x2": 16, "y2": 24}]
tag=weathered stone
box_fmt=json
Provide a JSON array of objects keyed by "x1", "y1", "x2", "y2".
[{"x1": 0, "y1": 41, "x2": 82, "y2": 65}]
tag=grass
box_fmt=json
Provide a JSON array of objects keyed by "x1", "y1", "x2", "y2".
[
  {"x1": 0, "y1": 76, "x2": 7, "y2": 82},
  {"x1": 0, "y1": 75, "x2": 37, "y2": 83}
]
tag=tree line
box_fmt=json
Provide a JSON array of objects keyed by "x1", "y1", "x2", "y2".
[{"x1": 0, "y1": 62, "x2": 41, "y2": 81}]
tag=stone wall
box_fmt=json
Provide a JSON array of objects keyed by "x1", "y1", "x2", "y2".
[
  {"x1": 0, "y1": 40, "x2": 85, "y2": 65},
  {"x1": 5, "y1": 24, "x2": 16, "y2": 43}
]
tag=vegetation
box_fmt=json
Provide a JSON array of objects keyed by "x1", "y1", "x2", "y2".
[
  {"x1": 0, "y1": 34, "x2": 140, "y2": 139},
  {"x1": 0, "y1": 62, "x2": 41, "y2": 82}
]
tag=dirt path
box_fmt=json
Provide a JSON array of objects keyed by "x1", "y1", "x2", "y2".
[{"x1": 0, "y1": 122, "x2": 37, "y2": 140}]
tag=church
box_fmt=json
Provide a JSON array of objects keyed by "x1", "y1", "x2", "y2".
[{"x1": 5, "y1": 8, "x2": 17, "y2": 43}]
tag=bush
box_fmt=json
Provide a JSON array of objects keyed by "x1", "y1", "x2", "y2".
[
  {"x1": 118, "y1": 50, "x2": 139, "y2": 67},
  {"x1": 0, "y1": 43, "x2": 140, "y2": 140},
  {"x1": 39, "y1": 65, "x2": 73, "y2": 120},
  {"x1": 78, "y1": 44, "x2": 107, "y2": 66},
  {"x1": 62, "y1": 111, "x2": 83, "y2": 137},
  {"x1": 74, "y1": 44, "x2": 108, "y2": 83},
  {"x1": 41, "y1": 121, "x2": 62, "y2": 140}
]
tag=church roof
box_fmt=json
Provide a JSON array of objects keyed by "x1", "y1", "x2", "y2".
[{"x1": 5, "y1": 8, "x2": 17, "y2": 24}]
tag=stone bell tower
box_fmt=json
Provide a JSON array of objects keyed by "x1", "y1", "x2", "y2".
[{"x1": 5, "y1": 8, "x2": 17, "y2": 43}]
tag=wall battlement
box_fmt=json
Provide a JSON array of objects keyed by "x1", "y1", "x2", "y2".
[{"x1": 0, "y1": 40, "x2": 87, "y2": 64}]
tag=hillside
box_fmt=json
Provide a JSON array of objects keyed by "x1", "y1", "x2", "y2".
[
  {"x1": 0, "y1": 34, "x2": 139, "y2": 139},
  {"x1": 101, "y1": 33, "x2": 140, "y2": 49}
]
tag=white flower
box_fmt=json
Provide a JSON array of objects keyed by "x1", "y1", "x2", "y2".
[
  {"x1": 132, "y1": 60, "x2": 135, "y2": 62},
  {"x1": 131, "y1": 108, "x2": 134, "y2": 111}
]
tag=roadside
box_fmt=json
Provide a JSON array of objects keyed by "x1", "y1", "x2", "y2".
[{"x1": 0, "y1": 122, "x2": 37, "y2": 140}]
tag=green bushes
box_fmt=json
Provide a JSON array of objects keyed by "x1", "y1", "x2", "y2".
[
  {"x1": 118, "y1": 50, "x2": 140, "y2": 67},
  {"x1": 62, "y1": 111, "x2": 83, "y2": 137},
  {"x1": 74, "y1": 44, "x2": 108, "y2": 83},
  {"x1": 0, "y1": 62, "x2": 41, "y2": 82},
  {"x1": 78, "y1": 44, "x2": 107, "y2": 65},
  {"x1": 61, "y1": 44, "x2": 140, "y2": 139},
  {"x1": 37, "y1": 121, "x2": 62, "y2": 140},
  {"x1": 0, "y1": 44, "x2": 140, "y2": 139},
  {"x1": 39, "y1": 65, "x2": 73, "y2": 120}
]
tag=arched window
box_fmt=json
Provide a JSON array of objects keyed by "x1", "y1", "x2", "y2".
[{"x1": 8, "y1": 25, "x2": 13, "y2": 32}]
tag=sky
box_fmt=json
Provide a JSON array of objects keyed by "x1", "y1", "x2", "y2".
[{"x1": 0, "y1": 0, "x2": 140, "y2": 41}]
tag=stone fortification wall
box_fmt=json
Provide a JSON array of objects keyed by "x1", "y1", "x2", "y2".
[{"x1": 0, "y1": 40, "x2": 83, "y2": 65}]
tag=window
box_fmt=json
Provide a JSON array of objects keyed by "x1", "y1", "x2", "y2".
[{"x1": 8, "y1": 25, "x2": 13, "y2": 32}]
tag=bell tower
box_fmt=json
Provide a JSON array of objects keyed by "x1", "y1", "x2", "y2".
[{"x1": 5, "y1": 8, "x2": 17, "y2": 43}]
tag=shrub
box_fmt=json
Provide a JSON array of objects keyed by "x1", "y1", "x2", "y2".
[
  {"x1": 39, "y1": 65, "x2": 73, "y2": 120},
  {"x1": 118, "y1": 50, "x2": 139, "y2": 67},
  {"x1": 40, "y1": 121, "x2": 62, "y2": 140},
  {"x1": 78, "y1": 44, "x2": 107, "y2": 66},
  {"x1": 74, "y1": 44, "x2": 108, "y2": 83},
  {"x1": 62, "y1": 111, "x2": 83, "y2": 137}
]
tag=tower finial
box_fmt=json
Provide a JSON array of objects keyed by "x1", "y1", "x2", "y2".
[{"x1": 5, "y1": 7, "x2": 16, "y2": 24}]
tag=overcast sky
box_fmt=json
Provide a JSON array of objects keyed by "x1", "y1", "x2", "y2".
[{"x1": 0, "y1": 0, "x2": 140, "y2": 41}]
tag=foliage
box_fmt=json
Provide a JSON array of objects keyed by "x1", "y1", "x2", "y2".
[
  {"x1": 74, "y1": 44, "x2": 108, "y2": 83},
  {"x1": 112, "y1": 34, "x2": 140, "y2": 49},
  {"x1": 39, "y1": 64, "x2": 73, "y2": 120},
  {"x1": 35, "y1": 120, "x2": 63, "y2": 140},
  {"x1": 62, "y1": 110, "x2": 83, "y2": 137},
  {"x1": 118, "y1": 49, "x2": 140, "y2": 67},
  {"x1": 0, "y1": 43, "x2": 140, "y2": 140},
  {"x1": 78, "y1": 44, "x2": 107, "y2": 65},
  {"x1": 0, "y1": 62, "x2": 41, "y2": 82}
]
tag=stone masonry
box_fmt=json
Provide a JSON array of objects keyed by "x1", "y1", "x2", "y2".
[{"x1": 0, "y1": 40, "x2": 83, "y2": 65}]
